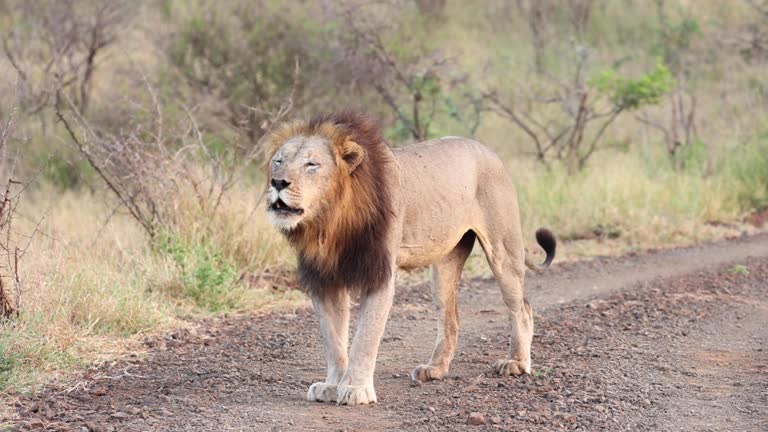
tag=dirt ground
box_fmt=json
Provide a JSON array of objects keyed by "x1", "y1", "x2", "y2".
[{"x1": 4, "y1": 233, "x2": 768, "y2": 431}]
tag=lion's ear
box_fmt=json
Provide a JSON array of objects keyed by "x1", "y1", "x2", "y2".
[{"x1": 341, "y1": 140, "x2": 365, "y2": 173}]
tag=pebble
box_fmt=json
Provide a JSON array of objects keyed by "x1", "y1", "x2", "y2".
[{"x1": 467, "y1": 412, "x2": 485, "y2": 425}]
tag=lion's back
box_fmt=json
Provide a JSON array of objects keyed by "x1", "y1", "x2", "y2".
[{"x1": 394, "y1": 137, "x2": 509, "y2": 201}]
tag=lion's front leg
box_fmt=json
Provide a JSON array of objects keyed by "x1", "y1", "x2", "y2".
[
  {"x1": 336, "y1": 276, "x2": 395, "y2": 405},
  {"x1": 307, "y1": 290, "x2": 350, "y2": 403}
]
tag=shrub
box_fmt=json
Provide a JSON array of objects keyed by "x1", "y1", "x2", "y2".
[{"x1": 155, "y1": 232, "x2": 240, "y2": 312}]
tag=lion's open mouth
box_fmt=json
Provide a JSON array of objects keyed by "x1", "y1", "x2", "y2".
[{"x1": 269, "y1": 199, "x2": 304, "y2": 215}]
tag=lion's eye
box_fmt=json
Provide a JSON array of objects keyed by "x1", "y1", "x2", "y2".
[{"x1": 305, "y1": 161, "x2": 319, "y2": 168}]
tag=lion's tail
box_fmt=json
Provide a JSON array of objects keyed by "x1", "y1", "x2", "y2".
[{"x1": 525, "y1": 228, "x2": 556, "y2": 273}]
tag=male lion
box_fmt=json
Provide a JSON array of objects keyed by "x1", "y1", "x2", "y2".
[{"x1": 265, "y1": 112, "x2": 555, "y2": 405}]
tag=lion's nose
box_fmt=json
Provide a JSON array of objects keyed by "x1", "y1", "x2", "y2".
[{"x1": 271, "y1": 178, "x2": 291, "y2": 191}]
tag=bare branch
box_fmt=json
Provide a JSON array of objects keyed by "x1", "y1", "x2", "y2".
[
  {"x1": 54, "y1": 90, "x2": 156, "y2": 236},
  {"x1": 486, "y1": 92, "x2": 548, "y2": 164}
]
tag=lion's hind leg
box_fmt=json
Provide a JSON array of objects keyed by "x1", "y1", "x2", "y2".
[
  {"x1": 488, "y1": 260, "x2": 533, "y2": 376},
  {"x1": 411, "y1": 231, "x2": 475, "y2": 383},
  {"x1": 476, "y1": 229, "x2": 533, "y2": 376}
]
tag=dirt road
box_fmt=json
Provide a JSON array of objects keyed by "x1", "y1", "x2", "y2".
[{"x1": 6, "y1": 234, "x2": 768, "y2": 431}]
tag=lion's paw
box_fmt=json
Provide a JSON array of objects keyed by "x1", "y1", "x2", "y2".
[
  {"x1": 336, "y1": 384, "x2": 377, "y2": 405},
  {"x1": 410, "y1": 364, "x2": 445, "y2": 383},
  {"x1": 307, "y1": 382, "x2": 337, "y2": 403},
  {"x1": 494, "y1": 359, "x2": 531, "y2": 376}
]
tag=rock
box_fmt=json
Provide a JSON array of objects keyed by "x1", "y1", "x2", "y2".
[
  {"x1": 587, "y1": 299, "x2": 607, "y2": 309},
  {"x1": 110, "y1": 411, "x2": 130, "y2": 420},
  {"x1": 467, "y1": 412, "x2": 485, "y2": 425},
  {"x1": 595, "y1": 405, "x2": 605, "y2": 413},
  {"x1": 490, "y1": 416, "x2": 502, "y2": 424},
  {"x1": 85, "y1": 421, "x2": 105, "y2": 432}
]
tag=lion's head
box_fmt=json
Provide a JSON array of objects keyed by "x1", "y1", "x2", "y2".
[
  {"x1": 265, "y1": 131, "x2": 363, "y2": 232},
  {"x1": 265, "y1": 112, "x2": 394, "y2": 297}
]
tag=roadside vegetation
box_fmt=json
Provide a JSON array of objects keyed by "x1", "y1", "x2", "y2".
[{"x1": 0, "y1": 0, "x2": 767, "y2": 391}]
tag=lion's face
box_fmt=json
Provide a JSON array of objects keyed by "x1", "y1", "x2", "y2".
[{"x1": 267, "y1": 135, "x2": 338, "y2": 231}]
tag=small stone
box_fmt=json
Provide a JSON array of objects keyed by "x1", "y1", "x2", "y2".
[
  {"x1": 490, "y1": 416, "x2": 502, "y2": 424},
  {"x1": 428, "y1": 406, "x2": 435, "y2": 413},
  {"x1": 111, "y1": 411, "x2": 130, "y2": 420},
  {"x1": 467, "y1": 412, "x2": 485, "y2": 425},
  {"x1": 85, "y1": 422, "x2": 103, "y2": 432}
]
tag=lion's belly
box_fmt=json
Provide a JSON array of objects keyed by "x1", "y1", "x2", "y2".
[{"x1": 396, "y1": 232, "x2": 470, "y2": 270}]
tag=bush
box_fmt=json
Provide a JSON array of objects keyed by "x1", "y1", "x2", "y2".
[
  {"x1": 724, "y1": 138, "x2": 768, "y2": 210},
  {"x1": 165, "y1": 2, "x2": 327, "y2": 142},
  {"x1": 155, "y1": 232, "x2": 240, "y2": 313},
  {"x1": 41, "y1": 155, "x2": 93, "y2": 190}
]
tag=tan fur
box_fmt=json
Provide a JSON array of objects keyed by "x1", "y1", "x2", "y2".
[{"x1": 266, "y1": 113, "x2": 555, "y2": 405}]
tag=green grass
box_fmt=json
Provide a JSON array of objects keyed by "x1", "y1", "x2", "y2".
[
  {"x1": 154, "y1": 232, "x2": 242, "y2": 313},
  {"x1": 0, "y1": 320, "x2": 81, "y2": 391},
  {"x1": 730, "y1": 264, "x2": 749, "y2": 276}
]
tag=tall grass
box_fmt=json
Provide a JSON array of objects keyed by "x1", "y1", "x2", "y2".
[{"x1": 521, "y1": 141, "x2": 768, "y2": 250}]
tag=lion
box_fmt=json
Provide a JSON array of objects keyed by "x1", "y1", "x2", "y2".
[{"x1": 265, "y1": 112, "x2": 556, "y2": 405}]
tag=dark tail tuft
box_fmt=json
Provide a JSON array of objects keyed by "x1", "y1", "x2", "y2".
[{"x1": 535, "y1": 228, "x2": 556, "y2": 268}]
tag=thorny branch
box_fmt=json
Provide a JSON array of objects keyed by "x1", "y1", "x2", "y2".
[{"x1": 0, "y1": 103, "x2": 38, "y2": 320}]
